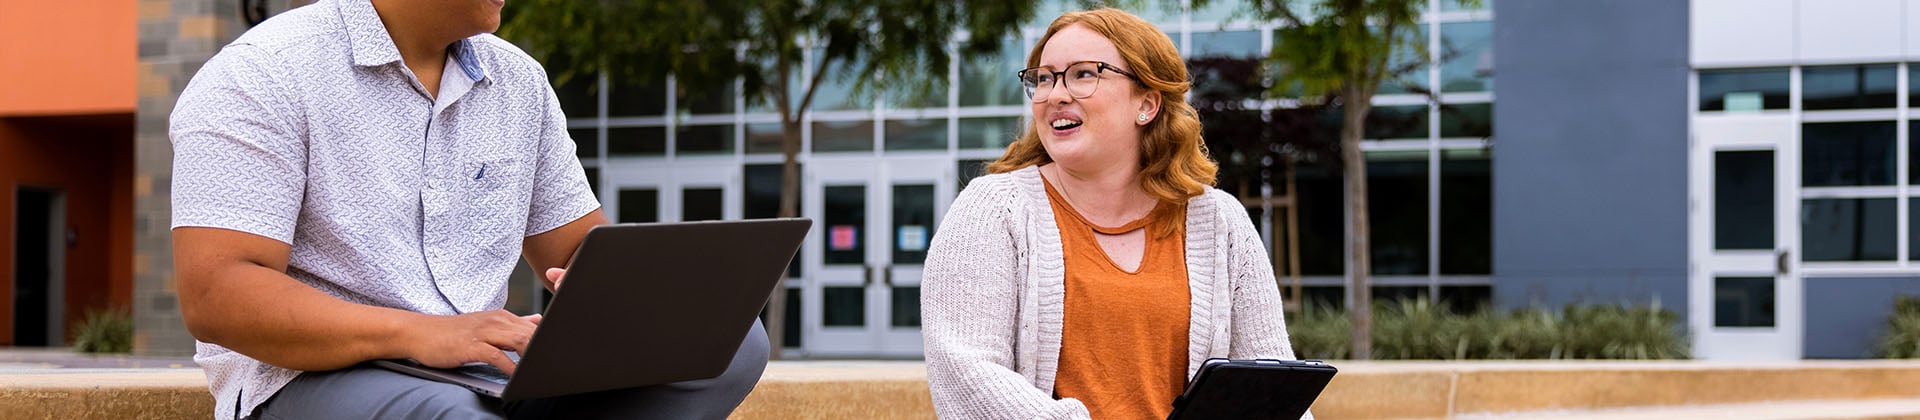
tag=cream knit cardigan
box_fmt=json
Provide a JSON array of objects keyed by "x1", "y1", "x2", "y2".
[{"x1": 921, "y1": 166, "x2": 1305, "y2": 419}]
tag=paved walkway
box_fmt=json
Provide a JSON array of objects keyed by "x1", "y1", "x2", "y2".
[
  {"x1": 1457, "y1": 398, "x2": 1920, "y2": 420},
  {"x1": 0, "y1": 347, "x2": 195, "y2": 372}
]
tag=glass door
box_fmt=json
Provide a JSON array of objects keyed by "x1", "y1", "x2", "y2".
[
  {"x1": 601, "y1": 161, "x2": 741, "y2": 224},
  {"x1": 1691, "y1": 105, "x2": 1802, "y2": 360},
  {"x1": 802, "y1": 156, "x2": 952, "y2": 357}
]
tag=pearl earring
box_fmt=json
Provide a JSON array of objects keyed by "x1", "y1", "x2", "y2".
[{"x1": 1137, "y1": 113, "x2": 1149, "y2": 123}]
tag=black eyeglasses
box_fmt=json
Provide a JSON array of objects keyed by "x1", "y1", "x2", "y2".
[{"x1": 1015, "y1": 61, "x2": 1139, "y2": 102}]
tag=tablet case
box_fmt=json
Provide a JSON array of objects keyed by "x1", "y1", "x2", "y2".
[{"x1": 1166, "y1": 358, "x2": 1338, "y2": 420}]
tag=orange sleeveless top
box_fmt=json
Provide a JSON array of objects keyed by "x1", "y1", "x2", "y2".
[{"x1": 1045, "y1": 179, "x2": 1191, "y2": 420}]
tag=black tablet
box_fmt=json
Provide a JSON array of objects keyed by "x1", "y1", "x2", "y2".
[{"x1": 1165, "y1": 358, "x2": 1338, "y2": 420}]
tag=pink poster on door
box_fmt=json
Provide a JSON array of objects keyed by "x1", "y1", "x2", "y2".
[{"x1": 830, "y1": 225, "x2": 858, "y2": 251}]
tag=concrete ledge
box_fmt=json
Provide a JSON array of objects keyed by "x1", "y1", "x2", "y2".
[
  {"x1": 1313, "y1": 361, "x2": 1920, "y2": 417},
  {"x1": 0, "y1": 369, "x2": 211, "y2": 419},
  {"x1": 1454, "y1": 398, "x2": 1920, "y2": 420},
  {"x1": 8, "y1": 361, "x2": 1920, "y2": 419},
  {"x1": 730, "y1": 362, "x2": 933, "y2": 420}
]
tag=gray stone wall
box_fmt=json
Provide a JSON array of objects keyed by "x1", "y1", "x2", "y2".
[{"x1": 133, "y1": 0, "x2": 310, "y2": 356}]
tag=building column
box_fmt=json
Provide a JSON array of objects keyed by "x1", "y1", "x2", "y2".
[{"x1": 133, "y1": 0, "x2": 293, "y2": 356}]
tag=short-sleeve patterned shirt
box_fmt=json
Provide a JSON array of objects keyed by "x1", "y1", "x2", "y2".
[{"x1": 167, "y1": 0, "x2": 599, "y2": 418}]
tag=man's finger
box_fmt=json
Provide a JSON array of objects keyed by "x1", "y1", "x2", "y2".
[
  {"x1": 482, "y1": 327, "x2": 533, "y2": 355},
  {"x1": 478, "y1": 349, "x2": 518, "y2": 376},
  {"x1": 544, "y1": 268, "x2": 566, "y2": 291},
  {"x1": 520, "y1": 314, "x2": 543, "y2": 325}
]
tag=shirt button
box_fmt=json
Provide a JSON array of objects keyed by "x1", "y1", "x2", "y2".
[{"x1": 427, "y1": 179, "x2": 441, "y2": 190}]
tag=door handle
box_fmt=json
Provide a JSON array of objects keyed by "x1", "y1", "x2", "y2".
[
  {"x1": 882, "y1": 265, "x2": 894, "y2": 287},
  {"x1": 1776, "y1": 249, "x2": 1790, "y2": 275},
  {"x1": 864, "y1": 265, "x2": 875, "y2": 286}
]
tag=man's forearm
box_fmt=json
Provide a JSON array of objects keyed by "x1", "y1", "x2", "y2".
[{"x1": 182, "y1": 262, "x2": 420, "y2": 371}]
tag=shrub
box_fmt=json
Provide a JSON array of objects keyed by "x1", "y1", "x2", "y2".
[
  {"x1": 1284, "y1": 299, "x2": 1688, "y2": 360},
  {"x1": 72, "y1": 307, "x2": 133, "y2": 354},
  {"x1": 1877, "y1": 296, "x2": 1920, "y2": 358}
]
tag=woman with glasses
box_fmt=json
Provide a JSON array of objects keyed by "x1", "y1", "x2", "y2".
[{"x1": 921, "y1": 7, "x2": 1306, "y2": 420}]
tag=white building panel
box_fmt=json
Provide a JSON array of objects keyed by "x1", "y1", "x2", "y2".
[
  {"x1": 1908, "y1": 0, "x2": 1920, "y2": 59},
  {"x1": 1797, "y1": 0, "x2": 1905, "y2": 63},
  {"x1": 1692, "y1": 0, "x2": 1796, "y2": 67}
]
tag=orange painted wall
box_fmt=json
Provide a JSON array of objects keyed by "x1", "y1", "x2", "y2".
[
  {"x1": 0, "y1": 0, "x2": 137, "y2": 116},
  {"x1": 0, "y1": 115, "x2": 135, "y2": 345}
]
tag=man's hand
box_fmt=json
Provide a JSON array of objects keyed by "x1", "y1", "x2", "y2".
[
  {"x1": 401, "y1": 310, "x2": 543, "y2": 374},
  {"x1": 523, "y1": 209, "x2": 606, "y2": 294},
  {"x1": 543, "y1": 268, "x2": 566, "y2": 292}
]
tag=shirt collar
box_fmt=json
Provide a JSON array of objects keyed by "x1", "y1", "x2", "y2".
[{"x1": 338, "y1": 0, "x2": 488, "y2": 82}]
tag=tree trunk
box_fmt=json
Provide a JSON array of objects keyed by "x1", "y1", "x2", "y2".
[
  {"x1": 1341, "y1": 85, "x2": 1374, "y2": 360},
  {"x1": 765, "y1": 119, "x2": 803, "y2": 360}
]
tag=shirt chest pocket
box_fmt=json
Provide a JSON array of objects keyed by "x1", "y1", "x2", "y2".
[{"x1": 456, "y1": 157, "x2": 529, "y2": 257}]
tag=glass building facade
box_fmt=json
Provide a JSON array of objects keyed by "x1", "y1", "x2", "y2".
[{"x1": 523, "y1": 0, "x2": 1495, "y2": 358}]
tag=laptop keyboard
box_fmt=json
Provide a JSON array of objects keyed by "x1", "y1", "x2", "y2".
[{"x1": 456, "y1": 364, "x2": 511, "y2": 385}]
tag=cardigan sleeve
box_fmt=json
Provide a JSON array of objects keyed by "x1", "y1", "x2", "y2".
[
  {"x1": 1213, "y1": 190, "x2": 1315, "y2": 420},
  {"x1": 922, "y1": 175, "x2": 1092, "y2": 419},
  {"x1": 1213, "y1": 190, "x2": 1301, "y2": 361}
]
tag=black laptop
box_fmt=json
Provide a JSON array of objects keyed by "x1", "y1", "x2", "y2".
[{"x1": 374, "y1": 218, "x2": 811, "y2": 401}]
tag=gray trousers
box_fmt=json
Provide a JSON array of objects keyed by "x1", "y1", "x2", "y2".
[{"x1": 252, "y1": 320, "x2": 770, "y2": 420}]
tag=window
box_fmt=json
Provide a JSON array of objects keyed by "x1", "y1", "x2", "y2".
[
  {"x1": 1801, "y1": 198, "x2": 1896, "y2": 261},
  {"x1": 608, "y1": 78, "x2": 667, "y2": 117},
  {"x1": 884, "y1": 118, "x2": 948, "y2": 151},
  {"x1": 1441, "y1": 149, "x2": 1491, "y2": 274},
  {"x1": 1295, "y1": 285, "x2": 1493, "y2": 313},
  {"x1": 1440, "y1": 102, "x2": 1492, "y2": 138},
  {"x1": 678, "y1": 83, "x2": 736, "y2": 115},
  {"x1": 607, "y1": 127, "x2": 666, "y2": 156},
  {"x1": 1187, "y1": 0, "x2": 1238, "y2": 22},
  {"x1": 1714, "y1": 277, "x2": 1775, "y2": 327},
  {"x1": 1698, "y1": 68, "x2": 1790, "y2": 111},
  {"x1": 1442, "y1": 0, "x2": 1489, "y2": 12},
  {"x1": 1801, "y1": 64, "x2": 1898, "y2": 110},
  {"x1": 1295, "y1": 163, "x2": 1346, "y2": 275},
  {"x1": 1439, "y1": 21, "x2": 1493, "y2": 93},
  {"x1": 892, "y1": 184, "x2": 936, "y2": 264},
  {"x1": 682, "y1": 188, "x2": 723, "y2": 221},
  {"x1": 1189, "y1": 30, "x2": 1263, "y2": 59},
  {"x1": 892, "y1": 286, "x2": 922, "y2": 327},
  {"x1": 1801, "y1": 122, "x2": 1895, "y2": 187},
  {"x1": 617, "y1": 188, "x2": 658, "y2": 223},
  {"x1": 1713, "y1": 151, "x2": 1774, "y2": 250},
  {"x1": 958, "y1": 37, "x2": 1026, "y2": 107},
  {"x1": 824, "y1": 287, "x2": 864, "y2": 326},
  {"x1": 1367, "y1": 105, "x2": 1429, "y2": 139},
  {"x1": 885, "y1": 77, "x2": 947, "y2": 110},
  {"x1": 823, "y1": 185, "x2": 867, "y2": 265},
  {"x1": 1381, "y1": 24, "x2": 1429, "y2": 95},
  {"x1": 812, "y1": 120, "x2": 875, "y2": 153},
  {"x1": 1368, "y1": 152, "x2": 1430, "y2": 275},
  {"x1": 1910, "y1": 66, "x2": 1919, "y2": 108},
  {"x1": 811, "y1": 47, "x2": 874, "y2": 111},
  {"x1": 958, "y1": 117, "x2": 1021, "y2": 150},
  {"x1": 676, "y1": 124, "x2": 734, "y2": 155},
  {"x1": 746, "y1": 123, "x2": 786, "y2": 155},
  {"x1": 1912, "y1": 121, "x2": 1920, "y2": 185}
]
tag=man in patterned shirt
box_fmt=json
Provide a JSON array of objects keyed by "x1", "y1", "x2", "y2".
[{"x1": 168, "y1": 0, "x2": 768, "y2": 418}]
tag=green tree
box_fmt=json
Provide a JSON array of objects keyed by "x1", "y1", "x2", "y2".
[
  {"x1": 1249, "y1": 0, "x2": 1478, "y2": 360},
  {"x1": 498, "y1": 0, "x2": 1043, "y2": 359}
]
